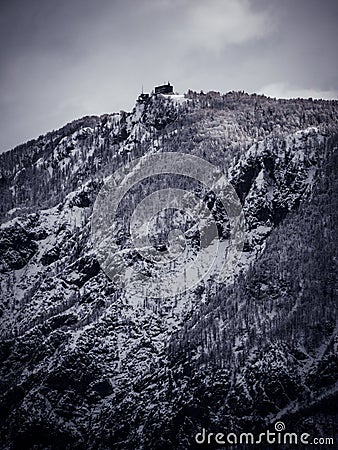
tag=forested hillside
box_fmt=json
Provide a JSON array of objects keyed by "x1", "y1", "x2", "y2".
[{"x1": 0, "y1": 90, "x2": 337, "y2": 449}]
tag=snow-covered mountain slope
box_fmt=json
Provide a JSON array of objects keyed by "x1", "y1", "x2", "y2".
[{"x1": 0, "y1": 90, "x2": 337, "y2": 449}]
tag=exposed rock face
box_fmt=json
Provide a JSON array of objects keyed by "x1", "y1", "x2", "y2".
[{"x1": 0, "y1": 91, "x2": 337, "y2": 449}]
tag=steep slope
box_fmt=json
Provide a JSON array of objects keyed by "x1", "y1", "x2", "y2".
[
  {"x1": 0, "y1": 91, "x2": 337, "y2": 449},
  {"x1": 0, "y1": 96, "x2": 180, "y2": 223},
  {"x1": 161, "y1": 137, "x2": 338, "y2": 448}
]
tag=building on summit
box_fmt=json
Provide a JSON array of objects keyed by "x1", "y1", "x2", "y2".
[
  {"x1": 137, "y1": 85, "x2": 150, "y2": 103},
  {"x1": 137, "y1": 92, "x2": 150, "y2": 102},
  {"x1": 137, "y1": 82, "x2": 175, "y2": 103},
  {"x1": 154, "y1": 82, "x2": 174, "y2": 95}
]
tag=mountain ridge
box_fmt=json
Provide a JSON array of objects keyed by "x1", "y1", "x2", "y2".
[{"x1": 0, "y1": 89, "x2": 337, "y2": 449}]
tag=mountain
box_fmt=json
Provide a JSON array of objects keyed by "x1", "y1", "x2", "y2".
[{"x1": 0, "y1": 89, "x2": 337, "y2": 449}]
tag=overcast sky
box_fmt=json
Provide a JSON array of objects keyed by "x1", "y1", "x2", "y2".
[{"x1": 0, "y1": 0, "x2": 337, "y2": 153}]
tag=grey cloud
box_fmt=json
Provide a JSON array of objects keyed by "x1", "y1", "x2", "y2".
[{"x1": 0, "y1": 0, "x2": 337, "y2": 153}]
